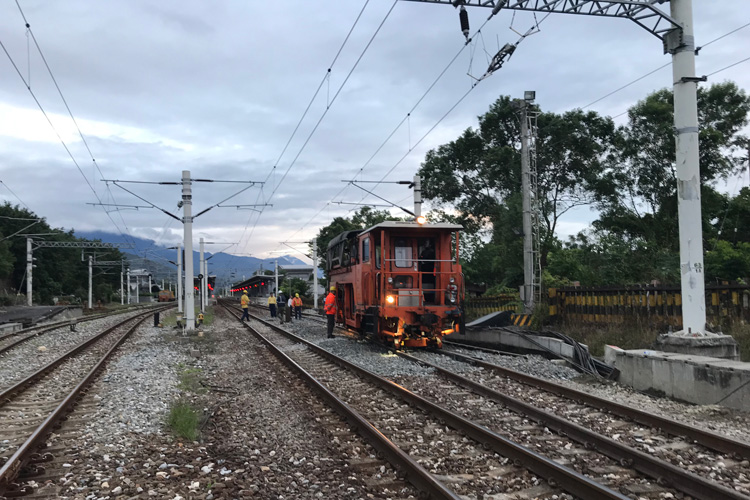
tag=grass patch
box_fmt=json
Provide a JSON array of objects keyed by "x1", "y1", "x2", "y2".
[
  {"x1": 554, "y1": 321, "x2": 661, "y2": 358},
  {"x1": 728, "y1": 322, "x2": 750, "y2": 361},
  {"x1": 167, "y1": 400, "x2": 200, "y2": 441},
  {"x1": 176, "y1": 363, "x2": 205, "y2": 393}
]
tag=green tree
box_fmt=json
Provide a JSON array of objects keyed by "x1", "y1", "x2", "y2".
[
  {"x1": 419, "y1": 96, "x2": 617, "y2": 289},
  {"x1": 595, "y1": 82, "x2": 750, "y2": 249}
]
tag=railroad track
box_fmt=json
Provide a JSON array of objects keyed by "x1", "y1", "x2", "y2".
[
  {"x1": 0, "y1": 305, "x2": 172, "y2": 496},
  {"x1": 226, "y1": 300, "x2": 750, "y2": 499},
  {"x1": 0, "y1": 304, "x2": 160, "y2": 356},
  {"x1": 222, "y1": 302, "x2": 631, "y2": 499}
]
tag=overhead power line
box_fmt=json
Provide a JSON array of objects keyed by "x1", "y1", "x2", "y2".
[
  {"x1": 4, "y1": 4, "x2": 137, "y2": 245},
  {"x1": 582, "y1": 20, "x2": 750, "y2": 111},
  {"x1": 234, "y1": 0, "x2": 398, "y2": 256},
  {"x1": 0, "y1": 180, "x2": 31, "y2": 210}
]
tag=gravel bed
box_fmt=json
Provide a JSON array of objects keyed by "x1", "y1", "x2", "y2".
[
  {"x1": 0, "y1": 310, "x2": 145, "y2": 390},
  {"x1": 277, "y1": 315, "x2": 435, "y2": 378},
  {"x1": 44, "y1": 308, "x2": 418, "y2": 499},
  {"x1": 560, "y1": 377, "x2": 750, "y2": 444}
]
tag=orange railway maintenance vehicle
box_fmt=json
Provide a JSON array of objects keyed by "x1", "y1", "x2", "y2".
[{"x1": 327, "y1": 220, "x2": 465, "y2": 349}]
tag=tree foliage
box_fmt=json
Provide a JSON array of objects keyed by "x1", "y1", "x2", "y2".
[
  {"x1": 418, "y1": 82, "x2": 750, "y2": 290},
  {"x1": 0, "y1": 202, "x2": 125, "y2": 304}
]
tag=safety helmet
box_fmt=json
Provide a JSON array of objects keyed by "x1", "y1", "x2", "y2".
[
  {"x1": 295, "y1": 293, "x2": 300, "y2": 297},
  {"x1": 330, "y1": 285, "x2": 336, "y2": 291},
  {"x1": 243, "y1": 290, "x2": 248, "y2": 294}
]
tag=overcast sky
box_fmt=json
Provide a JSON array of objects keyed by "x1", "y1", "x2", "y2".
[{"x1": 1, "y1": 1, "x2": 748, "y2": 263}]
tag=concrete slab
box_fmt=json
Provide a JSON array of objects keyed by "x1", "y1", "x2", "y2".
[
  {"x1": 655, "y1": 333, "x2": 739, "y2": 360},
  {"x1": 605, "y1": 345, "x2": 750, "y2": 411},
  {"x1": 453, "y1": 326, "x2": 587, "y2": 360}
]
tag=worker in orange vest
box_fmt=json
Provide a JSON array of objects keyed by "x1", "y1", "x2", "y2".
[
  {"x1": 292, "y1": 293, "x2": 303, "y2": 320},
  {"x1": 324, "y1": 285, "x2": 337, "y2": 338}
]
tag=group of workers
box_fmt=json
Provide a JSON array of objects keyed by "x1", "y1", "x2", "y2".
[
  {"x1": 239, "y1": 286, "x2": 338, "y2": 339},
  {"x1": 266, "y1": 291, "x2": 303, "y2": 323}
]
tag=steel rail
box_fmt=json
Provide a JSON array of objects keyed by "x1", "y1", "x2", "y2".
[
  {"x1": 0, "y1": 306, "x2": 171, "y2": 493},
  {"x1": 399, "y1": 351, "x2": 748, "y2": 500},
  {"x1": 223, "y1": 302, "x2": 630, "y2": 500},
  {"x1": 0, "y1": 303, "x2": 161, "y2": 351},
  {"x1": 0, "y1": 306, "x2": 171, "y2": 403},
  {"x1": 220, "y1": 304, "x2": 461, "y2": 500},
  {"x1": 437, "y1": 346, "x2": 750, "y2": 458}
]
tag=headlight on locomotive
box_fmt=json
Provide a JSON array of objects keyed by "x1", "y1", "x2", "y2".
[{"x1": 386, "y1": 295, "x2": 395, "y2": 304}]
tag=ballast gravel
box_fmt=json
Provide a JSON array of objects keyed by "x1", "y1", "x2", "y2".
[{"x1": 13, "y1": 303, "x2": 747, "y2": 500}]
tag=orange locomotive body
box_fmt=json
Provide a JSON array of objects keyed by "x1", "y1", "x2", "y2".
[{"x1": 327, "y1": 221, "x2": 465, "y2": 349}]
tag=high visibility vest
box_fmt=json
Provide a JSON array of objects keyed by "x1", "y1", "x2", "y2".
[
  {"x1": 241, "y1": 295, "x2": 250, "y2": 308},
  {"x1": 324, "y1": 292, "x2": 336, "y2": 315}
]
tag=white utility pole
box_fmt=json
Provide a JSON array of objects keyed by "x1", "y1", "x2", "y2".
[
  {"x1": 135, "y1": 274, "x2": 139, "y2": 304},
  {"x1": 177, "y1": 246, "x2": 183, "y2": 314},
  {"x1": 88, "y1": 255, "x2": 93, "y2": 309},
  {"x1": 204, "y1": 260, "x2": 209, "y2": 304},
  {"x1": 26, "y1": 238, "x2": 33, "y2": 306},
  {"x1": 312, "y1": 238, "x2": 319, "y2": 310},
  {"x1": 182, "y1": 170, "x2": 195, "y2": 331},
  {"x1": 120, "y1": 268, "x2": 124, "y2": 305},
  {"x1": 274, "y1": 260, "x2": 279, "y2": 297},
  {"x1": 199, "y1": 238, "x2": 205, "y2": 313},
  {"x1": 127, "y1": 269, "x2": 131, "y2": 305},
  {"x1": 148, "y1": 274, "x2": 152, "y2": 298},
  {"x1": 670, "y1": 0, "x2": 706, "y2": 335}
]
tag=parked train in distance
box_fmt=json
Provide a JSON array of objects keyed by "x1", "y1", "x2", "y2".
[
  {"x1": 158, "y1": 290, "x2": 175, "y2": 302},
  {"x1": 327, "y1": 220, "x2": 465, "y2": 348}
]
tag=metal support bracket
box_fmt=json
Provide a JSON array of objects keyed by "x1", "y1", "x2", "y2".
[{"x1": 680, "y1": 75, "x2": 707, "y2": 83}]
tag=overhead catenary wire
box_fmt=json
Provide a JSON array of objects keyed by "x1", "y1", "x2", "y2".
[
  {"x1": 4, "y1": 4, "x2": 137, "y2": 246},
  {"x1": 581, "y1": 20, "x2": 750, "y2": 112},
  {"x1": 227, "y1": 0, "x2": 374, "y2": 262},
  {"x1": 283, "y1": 13, "x2": 500, "y2": 243},
  {"x1": 351, "y1": 12, "x2": 551, "y2": 210},
  {"x1": 234, "y1": 0, "x2": 398, "y2": 256},
  {"x1": 0, "y1": 180, "x2": 31, "y2": 210}
]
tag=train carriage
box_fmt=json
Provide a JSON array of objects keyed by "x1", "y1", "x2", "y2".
[{"x1": 327, "y1": 220, "x2": 465, "y2": 348}]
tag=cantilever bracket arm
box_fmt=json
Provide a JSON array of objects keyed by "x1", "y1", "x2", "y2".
[{"x1": 401, "y1": 0, "x2": 681, "y2": 45}]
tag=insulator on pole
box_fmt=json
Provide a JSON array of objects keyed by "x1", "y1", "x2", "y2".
[{"x1": 459, "y1": 6, "x2": 470, "y2": 41}]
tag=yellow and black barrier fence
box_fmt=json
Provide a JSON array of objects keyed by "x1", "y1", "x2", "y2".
[
  {"x1": 548, "y1": 284, "x2": 750, "y2": 328},
  {"x1": 464, "y1": 294, "x2": 520, "y2": 321}
]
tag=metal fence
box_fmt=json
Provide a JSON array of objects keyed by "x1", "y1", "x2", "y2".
[{"x1": 548, "y1": 284, "x2": 750, "y2": 328}]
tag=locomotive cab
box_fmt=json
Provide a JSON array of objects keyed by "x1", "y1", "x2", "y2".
[{"x1": 327, "y1": 221, "x2": 464, "y2": 349}]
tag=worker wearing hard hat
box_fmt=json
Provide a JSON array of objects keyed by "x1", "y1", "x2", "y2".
[
  {"x1": 267, "y1": 293, "x2": 277, "y2": 318},
  {"x1": 324, "y1": 286, "x2": 337, "y2": 339},
  {"x1": 240, "y1": 290, "x2": 250, "y2": 322},
  {"x1": 292, "y1": 293, "x2": 303, "y2": 320}
]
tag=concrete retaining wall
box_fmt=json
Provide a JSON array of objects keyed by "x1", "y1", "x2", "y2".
[{"x1": 605, "y1": 346, "x2": 750, "y2": 411}]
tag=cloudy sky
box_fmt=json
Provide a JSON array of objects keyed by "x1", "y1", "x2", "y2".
[{"x1": 1, "y1": 1, "x2": 748, "y2": 263}]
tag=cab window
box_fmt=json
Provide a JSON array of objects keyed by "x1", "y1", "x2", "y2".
[
  {"x1": 362, "y1": 238, "x2": 370, "y2": 262},
  {"x1": 394, "y1": 239, "x2": 412, "y2": 268}
]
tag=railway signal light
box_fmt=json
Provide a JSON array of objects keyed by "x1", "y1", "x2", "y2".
[{"x1": 416, "y1": 215, "x2": 426, "y2": 225}]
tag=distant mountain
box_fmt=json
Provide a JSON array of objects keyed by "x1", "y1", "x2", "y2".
[{"x1": 75, "y1": 231, "x2": 309, "y2": 287}]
